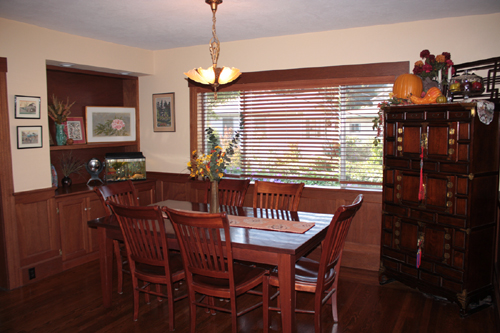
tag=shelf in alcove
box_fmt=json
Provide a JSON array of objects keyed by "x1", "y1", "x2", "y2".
[{"x1": 50, "y1": 141, "x2": 137, "y2": 151}]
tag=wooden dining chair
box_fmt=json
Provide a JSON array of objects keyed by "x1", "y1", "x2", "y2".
[
  {"x1": 163, "y1": 207, "x2": 270, "y2": 333},
  {"x1": 108, "y1": 201, "x2": 186, "y2": 330},
  {"x1": 205, "y1": 178, "x2": 251, "y2": 206},
  {"x1": 94, "y1": 180, "x2": 139, "y2": 294},
  {"x1": 267, "y1": 194, "x2": 363, "y2": 332},
  {"x1": 252, "y1": 180, "x2": 305, "y2": 211}
]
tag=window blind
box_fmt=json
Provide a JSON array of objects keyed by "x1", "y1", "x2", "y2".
[{"x1": 197, "y1": 84, "x2": 391, "y2": 188}]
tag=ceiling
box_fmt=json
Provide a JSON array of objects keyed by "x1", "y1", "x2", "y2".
[{"x1": 1, "y1": 0, "x2": 499, "y2": 51}]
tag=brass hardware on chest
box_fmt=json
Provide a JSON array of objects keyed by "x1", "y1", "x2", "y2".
[
  {"x1": 446, "y1": 201, "x2": 453, "y2": 207},
  {"x1": 398, "y1": 128, "x2": 403, "y2": 134},
  {"x1": 447, "y1": 182, "x2": 453, "y2": 188},
  {"x1": 445, "y1": 233, "x2": 451, "y2": 240},
  {"x1": 447, "y1": 191, "x2": 453, "y2": 198},
  {"x1": 396, "y1": 185, "x2": 401, "y2": 190},
  {"x1": 396, "y1": 193, "x2": 401, "y2": 199},
  {"x1": 397, "y1": 175, "x2": 402, "y2": 181},
  {"x1": 397, "y1": 146, "x2": 402, "y2": 151},
  {"x1": 445, "y1": 244, "x2": 451, "y2": 250},
  {"x1": 471, "y1": 108, "x2": 476, "y2": 117},
  {"x1": 449, "y1": 128, "x2": 455, "y2": 135},
  {"x1": 468, "y1": 173, "x2": 474, "y2": 180},
  {"x1": 444, "y1": 253, "x2": 450, "y2": 259},
  {"x1": 449, "y1": 139, "x2": 455, "y2": 145},
  {"x1": 448, "y1": 148, "x2": 455, "y2": 154},
  {"x1": 397, "y1": 137, "x2": 402, "y2": 142},
  {"x1": 395, "y1": 220, "x2": 401, "y2": 228},
  {"x1": 395, "y1": 230, "x2": 400, "y2": 236}
]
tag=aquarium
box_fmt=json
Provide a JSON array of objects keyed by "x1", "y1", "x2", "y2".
[{"x1": 104, "y1": 152, "x2": 146, "y2": 182}]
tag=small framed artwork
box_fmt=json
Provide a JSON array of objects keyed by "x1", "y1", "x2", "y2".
[
  {"x1": 153, "y1": 92, "x2": 175, "y2": 132},
  {"x1": 86, "y1": 106, "x2": 136, "y2": 143},
  {"x1": 64, "y1": 117, "x2": 86, "y2": 144},
  {"x1": 17, "y1": 126, "x2": 43, "y2": 149},
  {"x1": 15, "y1": 95, "x2": 41, "y2": 119}
]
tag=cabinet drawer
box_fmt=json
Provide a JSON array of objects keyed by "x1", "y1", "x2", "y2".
[
  {"x1": 449, "y1": 111, "x2": 471, "y2": 120},
  {"x1": 405, "y1": 112, "x2": 424, "y2": 120}
]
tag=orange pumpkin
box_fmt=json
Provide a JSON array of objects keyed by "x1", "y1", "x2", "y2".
[
  {"x1": 392, "y1": 74, "x2": 423, "y2": 99},
  {"x1": 410, "y1": 87, "x2": 443, "y2": 104}
]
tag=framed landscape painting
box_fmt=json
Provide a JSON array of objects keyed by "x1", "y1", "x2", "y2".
[
  {"x1": 17, "y1": 126, "x2": 42, "y2": 149},
  {"x1": 153, "y1": 92, "x2": 175, "y2": 132},
  {"x1": 85, "y1": 106, "x2": 136, "y2": 143},
  {"x1": 64, "y1": 117, "x2": 86, "y2": 144},
  {"x1": 15, "y1": 95, "x2": 41, "y2": 119}
]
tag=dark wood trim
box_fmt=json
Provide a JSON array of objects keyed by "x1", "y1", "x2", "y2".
[
  {"x1": 188, "y1": 61, "x2": 409, "y2": 90},
  {"x1": 0, "y1": 57, "x2": 21, "y2": 289}
]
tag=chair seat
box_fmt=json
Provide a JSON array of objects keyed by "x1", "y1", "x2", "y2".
[
  {"x1": 269, "y1": 257, "x2": 336, "y2": 291},
  {"x1": 193, "y1": 262, "x2": 267, "y2": 292},
  {"x1": 134, "y1": 252, "x2": 185, "y2": 280}
]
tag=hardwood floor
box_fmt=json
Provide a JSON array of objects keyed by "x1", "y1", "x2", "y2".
[{"x1": 0, "y1": 259, "x2": 497, "y2": 333}]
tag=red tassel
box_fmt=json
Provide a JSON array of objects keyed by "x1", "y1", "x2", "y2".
[{"x1": 418, "y1": 145, "x2": 425, "y2": 201}]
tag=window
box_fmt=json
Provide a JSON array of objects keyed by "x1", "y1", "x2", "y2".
[{"x1": 190, "y1": 62, "x2": 408, "y2": 189}]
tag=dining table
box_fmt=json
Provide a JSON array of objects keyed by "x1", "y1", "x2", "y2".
[{"x1": 87, "y1": 200, "x2": 334, "y2": 333}]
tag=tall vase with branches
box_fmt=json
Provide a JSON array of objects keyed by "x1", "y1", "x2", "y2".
[
  {"x1": 48, "y1": 94, "x2": 75, "y2": 146},
  {"x1": 187, "y1": 127, "x2": 240, "y2": 212}
]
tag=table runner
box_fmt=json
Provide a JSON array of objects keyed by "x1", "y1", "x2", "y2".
[{"x1": 227, "y1": 215, "x2": 314, "y2": 234}]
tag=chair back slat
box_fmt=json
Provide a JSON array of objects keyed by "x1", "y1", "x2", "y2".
[
  {"x1": 205, "y1": 179, "x2": 250, "y2": 207},
  {"x1": 318, "y1": 195, "x2": 363, "y2": 288},
  {"x1": 108, "y1": 202, "x2": 170, "y2": 267},
  {"x1": 252, "y1": 180, "x2": 305, "y2": 211},
  {"x1": 164, "y1": 209, "x2": 233, "y2": 281},
  {"x1": 95, "y1": 180, "x2": 139, "y2": 215}
]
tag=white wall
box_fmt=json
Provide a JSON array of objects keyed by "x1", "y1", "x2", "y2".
[
  {"x1": 0, "y1": 18, "x2": 154, "y2": 192},
  {"x1": 139, "y1": 13, "x2": 500, "y2": 176},
  {"x1": 1, "y1": 13, "x2": 500, "y2": 192}
]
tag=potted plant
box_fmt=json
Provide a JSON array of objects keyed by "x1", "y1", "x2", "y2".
[
  {"x1": 59, "y1": 151, "x2": 84, "y2": 186},
  {"x1": 48, "y1": 94, "x2": 75, "y2": 146}
]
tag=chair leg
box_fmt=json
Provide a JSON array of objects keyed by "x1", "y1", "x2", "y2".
[
  {"x1": 231, "y1": 296, "x2": 238, "y2": 333},
  {"x1": 132, "y1": 278, "x2": 140, "y2": 321},
  {"x1": 113, "y1": 240, "x2": 124, "y2": 294},
  {"x1": 189, "y1": 292, "x2": 197, "y2": 333},
  {"x1": 263, "y1": 275, "x2": 269, "y2": 333},
  {"x1": 144, "y1": 282, "x2": 150, "y2": 304},
  {"x1": 156, "y1": 284, "x2": 163, "y2": 302},
  {"x1": 167, "y1": 284, "x2": 175, "y2": 331},
  {"x1": 331, "y1": 290, "x2": 338, "y2": 323}
]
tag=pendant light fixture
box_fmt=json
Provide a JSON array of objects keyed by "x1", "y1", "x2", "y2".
[{"x1": 184, "y1": 0, "x2": 240, "y2": 96}]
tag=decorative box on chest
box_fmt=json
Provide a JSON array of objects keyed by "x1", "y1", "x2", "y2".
[
  {"x1": 379, "y1": 102, "x2": 499, "y2": 316},
  {"x1": 105, "y1": 152, "x2": 146, "y2": 182}
]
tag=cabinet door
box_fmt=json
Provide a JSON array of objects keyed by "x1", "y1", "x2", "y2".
[
  {"x1": 57, "y1": 197, "x2": 88, "y2": 261},
  {"x1": 396, "y1": 121, "x2": 458, "y2": 161},
  {"x1": 136, "y1": 181, "x2": 156, "y2": 205},
  {"x1": 87, "y1": 197, "x2": 107, "y2": 253}
]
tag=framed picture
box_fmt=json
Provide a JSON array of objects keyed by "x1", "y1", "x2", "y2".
[
  {"x1": 64, "y1": 117, "x2": 86, "y2": 144},
  {"x1": 15, "y1": 95, "x2": 41, "y2": 119},
  {"x1": 17, "y1": 126, "x2": 43, "y2": 149},
  {"x1": 153, "y1": 92, "x2": 175, "y2": 132},
  {"x1": 85, "y1": 106, "x2": 136, "y2": 143}
]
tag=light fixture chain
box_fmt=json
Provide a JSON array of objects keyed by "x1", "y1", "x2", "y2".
[{"x1": 209, "y1": 9, "x2": 220, "y2": 68}]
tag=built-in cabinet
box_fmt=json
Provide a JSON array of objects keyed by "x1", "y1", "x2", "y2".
[
  {"x1": 380, "y1": 103, "x2": 499, "y2": 316},
  {"x1": 55, "y1": 180, "x2": 157, "y2": 270}
]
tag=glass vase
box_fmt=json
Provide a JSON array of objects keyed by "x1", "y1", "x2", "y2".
[
  {"x1": 55, "y1": 123, "x2": 67, "y2": 146},
  {"x1": 210, "y1": 181, "x2": 220, "y2": 213}
]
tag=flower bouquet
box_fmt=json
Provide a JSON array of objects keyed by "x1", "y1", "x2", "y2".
[
  {"x1": 413, "y1": 49, "x2": 454, "y2": 88},
  {"x1": 187, "y1": 127, "x2": 240, "y2": 182}
]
